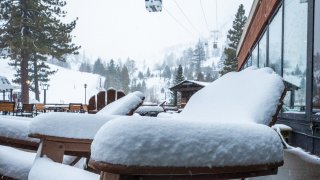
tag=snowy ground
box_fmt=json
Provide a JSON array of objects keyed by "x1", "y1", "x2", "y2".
[{"x1": 0, "y1": 59, "x2": 104, "y2": 104}]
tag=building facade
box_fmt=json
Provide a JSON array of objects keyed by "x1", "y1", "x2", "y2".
[{"x1": 237, "y1": 0, "x2": 320, "y2": 155}]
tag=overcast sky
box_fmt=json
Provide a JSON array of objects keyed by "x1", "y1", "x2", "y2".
[{"x1": 65, "y1": 0, "x2": 253, "y2": 64}]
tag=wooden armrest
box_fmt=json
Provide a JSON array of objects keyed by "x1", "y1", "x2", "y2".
[
  {"x1": 29, "y1": 133, "x2": 92, "y2": 163},
  {"x1": 0, "y1": 136, "x2": 38, "y2": 151}
]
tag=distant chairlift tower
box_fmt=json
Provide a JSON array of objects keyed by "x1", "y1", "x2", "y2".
[{"x1": 145, "y1": 0, "x2": 162, "y2": 12}]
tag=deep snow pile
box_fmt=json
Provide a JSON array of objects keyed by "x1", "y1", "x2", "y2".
[
  {"x1": 28, "y1": 158, "x2": 99, "y2": 180},
  {"x1": 0, "y1": 145, "x2": 36, "y2": 180},
  {"x1": 29, "y1": 113, "x2": 117, "y2": 139},
  {"x1": 0, "y1": 116, "x2": 39, "y2": 143},
  {"x1": 91, "y1": 68, "x2": 285, "y2": 167}
]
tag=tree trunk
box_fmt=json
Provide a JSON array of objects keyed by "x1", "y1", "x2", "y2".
[
  {"x1": 21, "y1": 51, "x2": 29, "y2": 104},
  {"x1": 34, "y1": 58, "x2": 40, "y2": 101}
]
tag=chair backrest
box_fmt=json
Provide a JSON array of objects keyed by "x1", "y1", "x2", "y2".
[
  {"x1": 97, "y1": 91, "x2": 145, "y2": 116},
  {"x1": 22, "y1": 104, "x2": 34, "y2": 113},
  {"x1": 117, "y1": 90, "x2": 125, "y2": 99},
  {"x1": 35, "y1": 103, "x2": 45, "y2": 111},
  {"x1": 87, "y1": 95, "x2": 96, "y2": 111},
  {"x1": 69, "y1": 103, "x2": 82, "y2": 113},
  {"x1": 179, "y1": 67, "x2": 285, "y2": 126},
  {"x1": 107, "y1": 88, "x2": 116, "y2": 105},
  {"x1": 96, "y1": 91, "x2": 106, "y2": 111},
  {"x1": 0, "y1": 101, "x2": 15, "y2": 113}
]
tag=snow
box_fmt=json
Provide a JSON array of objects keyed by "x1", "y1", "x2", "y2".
[
  {"x1": 0, "y1": 115, "x2": 39, "y2": 143},
  {"x1": 0, "y1": 145, "x2": 36, "y2": 180},
  {"x1": 91, "y1": 116, "x2": 283, "y2": 167},
  {"x1": 97, "y1": 91, "x2": 144, "y2": 115},
  {"x1": 28, "y1": 157, "x2": 99, "y2": 180},
  {"x1": 179, "y1": 67, "x2": 285, "y2": 125},
  {"x1": 91, "y1": 68, "x2": 285, "y2": 167},
  {"x1": 134, "y1": 105, "x2": 164, "y2": 114},
  {"x1": 272, "y1": 124, "x2": 292, "y2": 131},
  {"x1": 29, "y1": 113, "x2": 117, "y2": 139}
]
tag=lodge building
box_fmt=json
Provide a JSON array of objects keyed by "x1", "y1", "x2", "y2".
[{"x1": 237, "y1": 0, "x2": 320, "y2": 155}]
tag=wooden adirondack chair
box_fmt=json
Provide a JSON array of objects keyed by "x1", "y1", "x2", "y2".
[{"x1": 89, "y1": 68, "x2": 287, "y2": 180}]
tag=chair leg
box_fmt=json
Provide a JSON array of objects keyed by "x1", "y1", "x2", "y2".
[{"x1": 40, "y1": 140, "x2": 65, "y2": 163}]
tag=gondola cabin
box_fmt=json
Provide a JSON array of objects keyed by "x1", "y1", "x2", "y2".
[{"x1": 145, "y1": 0, "x2": 162, "y2": 12}]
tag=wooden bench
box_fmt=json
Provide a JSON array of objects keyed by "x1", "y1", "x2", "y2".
[
  {"x1": 89, "y1": 68, "x2": 287, "y2": 180},
  {"x1": 0, "y1": 101, "x2": 16, "y2": 115},
  {"x1": 35, "y1": 103, "x2": 46, "y2": 115}
]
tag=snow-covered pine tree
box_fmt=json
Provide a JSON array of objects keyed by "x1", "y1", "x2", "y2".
[
  {"x1": 120, "y1": 65, "x2": 130, "y2": 93},
  {"x1": 193, "y1": 40, "x2": 206, "y2": 76},
  {"x1": 0, "y1": 0, "x2": 79, "y2": 103},
  {"x1": 220, "y1": 4, "x2": 247, "y2": 76},
  {"x1": 174, "y1": 65, "x2": 185, "y2": 84}
]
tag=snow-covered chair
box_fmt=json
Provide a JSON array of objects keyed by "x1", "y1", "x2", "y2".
[
  {"x1": 28, "y1": 91, "x2": 145, "y2": 163},
  {"x1": 89, "y1": 68, "x2": 286, "y2": 179},
  {"x1": 0, "y1": 91, "x2": 144, "y2": 179}
]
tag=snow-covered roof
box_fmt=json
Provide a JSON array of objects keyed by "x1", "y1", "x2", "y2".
[{"x1": 169, "y1": 80, "x2": 210, "y2": 90}]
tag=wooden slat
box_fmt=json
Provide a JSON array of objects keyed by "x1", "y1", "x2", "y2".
[
  {"x1": 29, "y1": 133, "x2": 93, "y2": 143},
  {"x1": 90, "y1": 160, "x2": 283, "y2": 176},
  {"x1": 0, "y1": 136, "x2": 38, "y2": 151}
]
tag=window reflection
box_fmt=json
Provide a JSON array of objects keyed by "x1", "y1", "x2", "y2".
[
  {"x1": 259, "y1": 32, "x2": 267, "y2": 67},
  {"x1": 252, "y1": 45, "x2": 258, "y2": 67},
  {"x1": 269, "y1": 6, "x2": 282, "y2": 75},
  {"x1": 313, "y1": 0, "x2": 320, "y2": 111},
  {"x1": 283, "y1": 0, "x2": 307, "y2": 112}
]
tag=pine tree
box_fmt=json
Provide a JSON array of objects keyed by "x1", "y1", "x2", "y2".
[
  {"x1": 93, "y1": 58, "x2": 106, "y2": 75},
  {"x1": 193, "y1": 40, "x2": 206, "y2": 75},
  {"x1": 220, "y1": 4, "x2": 247, "y2": 76},
  {"x1": 162, "y1": 65, "x2": 172, "y2": 79},
  {"x1": 196, "y1": 72, "x2": 204, "y2": 81},
  {"x1": 146, "y1": 67, "x2": 151, "y2": 77},
  {"x1": 0, "y1": 0, "x2": 79, "y2": 103},
  {"x1": 174, "y1": 65, "x2": 185, "y2": 84},
  {"x1": 138, "y1": 71, "x2": 144, "y2": 79},
  {"x1": 120, "y1": 65, "x2": 130, "y2": 93}
]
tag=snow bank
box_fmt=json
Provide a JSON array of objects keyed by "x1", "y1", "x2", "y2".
[
  {"x1": 91, "y1": 116, "x2": 283, "y2": 167},
  {"x1": 97, "y1": 91, "x2": 144, "y2": 115},
  {"x1": 29, "y1": 113, "x2": 117, "y2": 139},
  {"x1": 0, "y1": 116, "x2": 39, "y2": 142},
  {"x1": 179, "y1": 67, "x2": 285, "y2": 125},
  {"x1": 28, "y1": 157, "x2": 99, "y2": 180},
  {"x1": 0, "y1": 145, "x2": 36, "y2": 180}
]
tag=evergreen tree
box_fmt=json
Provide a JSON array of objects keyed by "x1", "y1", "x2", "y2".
[
  {"x1": 196, "y1": 72, "x2": 204, "y2": 81},
  {"x1": 193, "y1": 40, "x2": 206, "y2": 75},
  {"x1": 120, "y1": 65, "x2": 130, "y2": 93},
  {"x1": 162, "y1": 65, "x2": 172, "y2": 79},
  {"x1": 146, "y1": 67, "x2": 151, "y2": 77},
  {"x1": 79, "y1": 61, "x2": 92, "y2": 73},
  {"x1": 0, "y1": 0, "x2": 79, "y2": 103},
  {"x1": 93, "y1": 58, "x2": 106, "y2": 75},
  {"x1": 174, "y1": 65, "x2": 185, "y2": 84},
  {"x1": 138, "y1": 71, "x2": 144, "y2": 79},
  {"x1": 220, "y1": 4, "x2": 247, "y2": 76}
]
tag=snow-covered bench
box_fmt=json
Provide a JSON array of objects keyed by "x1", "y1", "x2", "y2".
[{"x1": 89, "y1": 67, "x2": 286, "y2": 179}]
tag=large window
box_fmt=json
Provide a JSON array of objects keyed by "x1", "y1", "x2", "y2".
[
  {"x1": 258, "y1": 32, "x2": 267, "y2": 67},
  {"x1": 268, "y1": 6, "x2": 283, "y2": 75},
  {"x1": 283, "y1": 0, "x2": 308, "y2": 112},
  {"x1": 313, "y1": 0, "x2": 320, "y2": 111},
  {"x1": 252, "y1": 45, "x2": 258, "y2": 67}
]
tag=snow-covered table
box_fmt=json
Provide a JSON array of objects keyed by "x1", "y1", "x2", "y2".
[{"x1": 90, "y1": 67, "x2": 286, "y2": 179}]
